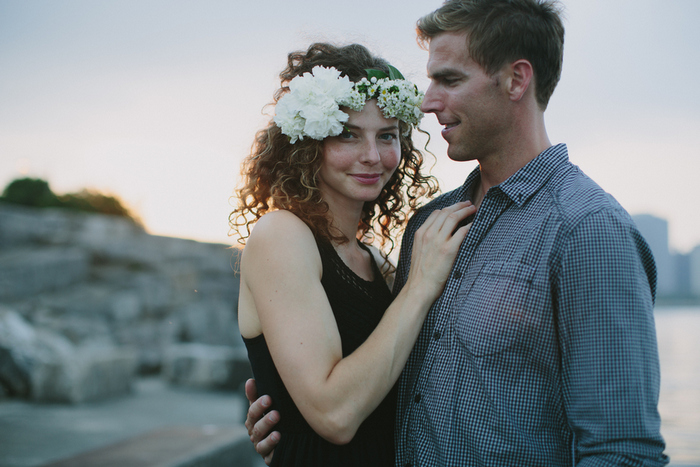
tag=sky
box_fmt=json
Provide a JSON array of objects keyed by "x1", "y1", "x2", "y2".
[{"x1": 1, "y1": 0, "x2": 699, "y2": 252}]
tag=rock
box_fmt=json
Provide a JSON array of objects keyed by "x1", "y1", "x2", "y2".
[
  {"x1": 0, "y1": 204, "x2": 246, "y2": 402},
  {"x1": 0, "y1": 308, "x2": 36, "y2": 396},
  {"x1": 0, "y1": 307, "x2": 137, "y2": 403},
  {"x1": 0, "y1": 246, "x2": 90, "y2": 301},
  {"x1": 0, "y1": 204, "x2": 71, "y2": 247},
  {"x1": 162, "y1": 344, "x2": 251, "y2": 390},
  {"x1": 0, "y1": 204, "x2": 142, "y2": 249},
  {"x1": 174, "y1": 299, "x2": 241, "y2": 348},
  {"x1": 114, "y1": 319, "x2": 176, "y2": 374},
  {"x1": 0, "y1": 306, "x2": 74, "y2": 398},
  {"x1": 30, "y1": 344, "x2": 138, "y2": 403},
  {"x1": 73, "y1": 211, "x2": 143, "y2": 250},
  {"x1": 18, "y1": 283, "x2": 142, "y2": 344}
]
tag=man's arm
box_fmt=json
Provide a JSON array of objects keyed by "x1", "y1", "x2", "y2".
[
  {"x1": 556, "y1": 210, "x2": 669, "y2": 466},
  {"x1": 244, "y1": 379, "x2": 280, "y2": 465}
]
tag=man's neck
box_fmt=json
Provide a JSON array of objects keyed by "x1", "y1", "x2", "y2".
[
  {"x1": 477, "y1": 116, "x2": 552, "y2": 198},
  {"x1": 470, "y1": 179, "x2": 484, "y2": 210}
]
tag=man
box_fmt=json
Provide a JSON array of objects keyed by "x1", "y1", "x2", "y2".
[{"x1": 246, "y1": 0, "x2": 669, "y2": 465}]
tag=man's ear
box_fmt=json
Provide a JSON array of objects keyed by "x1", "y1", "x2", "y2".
[{"x1": 506, "y1": 59, "x2": 533, "y2": 102}]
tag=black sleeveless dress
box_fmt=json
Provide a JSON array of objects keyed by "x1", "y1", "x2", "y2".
[{"x1": 242, "y1": 239, "x2": 396, "y2": 467}]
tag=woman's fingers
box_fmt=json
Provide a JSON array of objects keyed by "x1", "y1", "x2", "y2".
[{"x1": 416, "y1": 201, "x2": 476, "y2": 242}]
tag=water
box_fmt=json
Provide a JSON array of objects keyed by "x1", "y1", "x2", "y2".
[{"x1": 656, "y1": 306, "x2": 700, "y2": 466}]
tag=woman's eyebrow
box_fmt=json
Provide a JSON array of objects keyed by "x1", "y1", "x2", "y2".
[{"x1": 344, "y1": 123, "x2": 399, "y2": 131}]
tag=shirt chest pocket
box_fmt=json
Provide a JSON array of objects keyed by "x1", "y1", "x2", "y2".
[{"x1": 454, "y1": 261, "x2": 535, "y2": 357}]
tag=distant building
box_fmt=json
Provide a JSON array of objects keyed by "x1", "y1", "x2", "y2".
[
  {"x1": 690, "y1": 246, "x2": 700, "y2": 297},
  {"x1": 673, "y1": 252, "x2": 691, "y2": 296},
  {"x1": 632, "y1": 214, "x2": 675, "y2": 296}
]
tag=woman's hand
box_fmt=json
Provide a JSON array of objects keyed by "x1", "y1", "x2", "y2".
[
  {"x1": 244, "y1": 379, "x2": 279, "y2": 465},
  {"x1": 405, "y1": 201, "x2": 476, "y2": 302}
]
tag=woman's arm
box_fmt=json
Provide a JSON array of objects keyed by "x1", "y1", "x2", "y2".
[{"x1": 241, "y1": 203, "x2": 473, "y2": 445}]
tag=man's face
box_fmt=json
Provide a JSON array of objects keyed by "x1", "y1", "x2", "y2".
[{"x1": 422, "y1": 32, "x2": 511, "y2": 163}]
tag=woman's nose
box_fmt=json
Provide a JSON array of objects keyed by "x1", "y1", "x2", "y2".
[{"x1": 360, "y1": 139, "x2": 381, "y2": 164}]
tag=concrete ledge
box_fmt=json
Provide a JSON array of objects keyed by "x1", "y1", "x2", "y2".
[{"x1": 40, "y1": 426, "x2": 261, "y2": 467}]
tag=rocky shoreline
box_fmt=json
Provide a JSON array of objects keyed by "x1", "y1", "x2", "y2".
[{"x1": 0, "y1": 203, "x2": 250, "y2": 403}]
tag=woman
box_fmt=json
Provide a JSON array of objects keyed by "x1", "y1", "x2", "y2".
[{"x1": 230, "y1": 43, "x2": 474, "y2": 466}]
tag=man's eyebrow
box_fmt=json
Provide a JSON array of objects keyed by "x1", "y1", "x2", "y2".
[{"x1": 428, "y1": 68, "x2": 465, "y2": 80}]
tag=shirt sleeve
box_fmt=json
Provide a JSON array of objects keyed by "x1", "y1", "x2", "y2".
[{"x1": 555, "y1": 209, "x2": 669, "y2": 466}]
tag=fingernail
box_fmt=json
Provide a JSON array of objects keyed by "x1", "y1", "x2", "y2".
[
  {"x1": 269, "y1": 412, "x2": 279, "y2": 423},
  {"x1": 261, "y1": 397, "x2": 270, "y2": 407}
]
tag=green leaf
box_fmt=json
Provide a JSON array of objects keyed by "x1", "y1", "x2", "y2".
[
  {"x1": 365, "y1": 68, "x2": 388, "y2": 81},
  {"x1": 387, "y1": 65, "x2": 405, "y2": 80}
]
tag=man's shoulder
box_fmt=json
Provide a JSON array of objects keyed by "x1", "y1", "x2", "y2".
[
  {"x1": 545, "y1": 163, "x2": 636, "y2": 234},
  {"x1": 548, "y1": 163, "x2": 623, "y2": 215}
]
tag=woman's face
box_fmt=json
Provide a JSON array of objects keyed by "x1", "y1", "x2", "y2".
[{"x1": 318, "y1": 99, "x2": 401, "y2": 210}]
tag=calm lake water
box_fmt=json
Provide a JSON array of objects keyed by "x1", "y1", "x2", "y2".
[{"x1": 656, "y1": 306, "x2": 700, "y2": 466}]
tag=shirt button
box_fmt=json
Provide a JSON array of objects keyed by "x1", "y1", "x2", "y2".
[
  {"x1": 453, "y1": 270, "x2": 462, "y2": 279},
  {"x1": 414, "y1": 393, "x2": 421, "y2": 403},
  {"x1": 433, "y1": 331, "x2": 441, "y2": 340}
]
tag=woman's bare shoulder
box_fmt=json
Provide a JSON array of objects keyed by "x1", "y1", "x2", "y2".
[
  {"x1": 242, "y1": 210, "x2": 320, "y2": 271},
  {"x1": 248, "y1": 210, "x2": 313, "y2": 245}
]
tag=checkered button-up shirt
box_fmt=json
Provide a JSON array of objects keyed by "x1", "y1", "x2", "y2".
[{"x1": 393, "y1": 144, "x2": 668, "y2": 466}]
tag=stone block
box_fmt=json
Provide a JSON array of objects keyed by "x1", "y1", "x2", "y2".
[
  {"x1": 0, "y1": 246, "x2": 90, "y2": 301},
  {"x1": 74, "y1": 212, "x2": 143, "y2": 250},
  {"x1": 191, "y1": 273, "x2": 240, "y2": 307},
  {"x1": 114, "y1": 319, "x2": 175, "y2": 374},
  {"x1": 174, "y1": 299, "x2": 240, "y2": 348},
  {"x1": 90, "y1": 267, "x2": 178, "y2": 316},
  {"x1": 17, "y1": 282, "x2": 147, "y2": 344},
  {"x1": 0, "y1": 306, "x2": 74, "y2": 398},
  {"x1": 0, "y1": 204, "x2": 142, "y2": 249},
  {"x1": 0, "y1": 307, "x2": 137, "y2": 403},
  {"x1": 163, "y1": 344, "x2": 251, "y2": 390},
  {"x1": 0, "y1": 204, "x2": 71, "y2": 247},
  {"x1": 31, "y1": 344, "x2": 138, "y2": 404}
]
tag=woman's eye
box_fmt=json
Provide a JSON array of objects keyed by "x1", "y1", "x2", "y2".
[
  {"x1": 340, "y1": 131, "x2": 354, "y2": 139},
  {"x1": 379, "y1": 133, "x2": 398, "y2": 141}
]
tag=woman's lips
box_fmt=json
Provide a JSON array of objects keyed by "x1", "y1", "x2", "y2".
[{"x1": 351, "y1": 174, "x2": 382, "y2": 184}]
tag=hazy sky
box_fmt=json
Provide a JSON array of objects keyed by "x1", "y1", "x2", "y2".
[{"x1": 1, "y1": 0, "x2": 699, "y2": 252}]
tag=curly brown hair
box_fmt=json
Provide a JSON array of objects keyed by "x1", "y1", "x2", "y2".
[{"x1": 229, "y1": 42, "x2": 438, "y2": 256}]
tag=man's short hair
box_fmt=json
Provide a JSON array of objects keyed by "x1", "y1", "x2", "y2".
[{"x1": 417, "y1": 0, "x2": 565, "y2": 109}]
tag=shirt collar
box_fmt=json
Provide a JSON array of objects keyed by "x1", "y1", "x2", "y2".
[{"x1": 458, "y1": 143, "x2": 569, "y2": 207}]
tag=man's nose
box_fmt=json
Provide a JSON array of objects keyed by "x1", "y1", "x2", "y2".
[{"x1": 421, "y1": 83, "x2": 443, "y2": 114}]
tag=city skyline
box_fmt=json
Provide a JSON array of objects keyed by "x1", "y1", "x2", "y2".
[{"x1": 632, "y1": 213, "x2": 700, "y2": 300}]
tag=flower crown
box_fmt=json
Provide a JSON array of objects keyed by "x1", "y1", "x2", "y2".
[{"x1": 274, "y1": 65, "x2": 424, "y2": 143}]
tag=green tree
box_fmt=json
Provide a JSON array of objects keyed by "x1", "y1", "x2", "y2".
[
  {"x1": 1, "y1": 177, "x2": 141, "y2": 225},
  {"x1": 1, "y1": 178, "x2": 59, "y2": 207}
]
